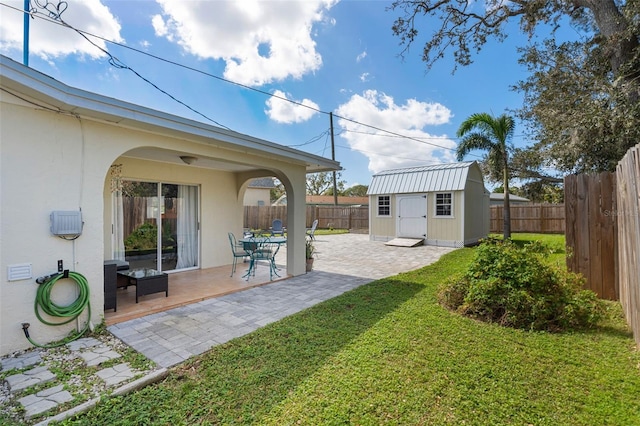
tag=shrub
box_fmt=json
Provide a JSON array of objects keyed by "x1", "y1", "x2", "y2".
[
  {"x1": 124, "y1": 222, "x2": 158, "y2": 250},
  {"x1": 437, "y1": 239, "x2": 604, "y2": 331}
]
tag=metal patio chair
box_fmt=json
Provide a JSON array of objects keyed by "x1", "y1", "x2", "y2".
[
  {"x1": 243, "y1": 236, "x2": 280, "y2": 281},
  {"x1": 306, "y1": 219, "x2": 318, "y2": 240},
  {"x1": 270, "y1": 219, "x2": 285, "y2": 236},
  {"x1": 228, "y1": 232, "x2": 248, "y2": 277}
]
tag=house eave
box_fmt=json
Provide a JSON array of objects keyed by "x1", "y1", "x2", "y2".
[{"x1": 0, "y1": 55, "x2": 340, "y2": 174}]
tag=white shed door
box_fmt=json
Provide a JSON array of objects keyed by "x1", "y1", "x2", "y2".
[{"x1": 396, "y1": 195, "x2": 427, "y2": 238}]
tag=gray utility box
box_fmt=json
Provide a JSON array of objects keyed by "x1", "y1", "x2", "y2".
[{"x1": 50, "y1": 211, "x2": 83, "y2": 237}]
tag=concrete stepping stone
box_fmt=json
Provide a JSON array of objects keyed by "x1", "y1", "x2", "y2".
[
  {"x1": 1, "y1": 351, "x2": 42, "y2": 372},
  {"x1": 96, "y1": 363, "x2": 135, "y2": 386},
  {"x1": 18, "y1": 384, "x2": 73, "y2": 418},
  {"x1": 78, "y1": 344, "x2": 122, "y2": 367},
  {"x1": 4, "y1": 366, "x2": 55, "y2": 393},
  {"x1": 66, "y1": 337, "x2": 101, "y2": 351}
]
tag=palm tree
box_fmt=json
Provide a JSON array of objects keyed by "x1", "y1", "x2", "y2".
[{"x1": 456, "y1": 113, "x2": 515, "y2": 239}]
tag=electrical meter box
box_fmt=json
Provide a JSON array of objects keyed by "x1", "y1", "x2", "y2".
[{"x1": 50, "y1": 211, "x2": 83, "y2": 237}]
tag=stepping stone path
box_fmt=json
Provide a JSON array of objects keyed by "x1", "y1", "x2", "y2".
[
  {"x1": 96, "y1": 363, "x2": 136, "y2": 386},
  {"x1": 1, "y1": 337, "x2": 138, "y2": 421},
  {"x1": 18, "y1": 385, "x2": 73, "y2": 419},
  {"x1": 4, "y1": 366, "x2": 56, "y2": 393}
]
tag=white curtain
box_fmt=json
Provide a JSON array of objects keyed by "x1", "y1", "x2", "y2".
[
  {"x1": 110, "y1": 163, "x2": 126, "y2": 263},
  {"x1": 111, "y1": 191, "x2": 125, "y2": 260},
  {"x1": 176, "y1": 185, "x2": 198, "y2": 269}
]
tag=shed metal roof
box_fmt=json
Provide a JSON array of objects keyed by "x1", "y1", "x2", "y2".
[{"x1": 367, "y1": 162, "x2": 476, "y2": 195}]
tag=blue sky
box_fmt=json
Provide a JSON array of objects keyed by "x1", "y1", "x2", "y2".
[{"x1": 0, "y1": 0, "x2": 573, "y2": 189}]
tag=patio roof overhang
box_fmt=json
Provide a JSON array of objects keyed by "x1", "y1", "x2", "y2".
[{"x1": 0, "y1": 55, "x2": 341, "y2": 174}]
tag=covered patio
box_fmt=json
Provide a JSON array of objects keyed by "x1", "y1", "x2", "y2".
[
  {"x1": 105, "y1": 253, "x2": 288, "y2": 325},
  {"x1": 0, "y1": 55, "x2": 342, "y2": 356}
]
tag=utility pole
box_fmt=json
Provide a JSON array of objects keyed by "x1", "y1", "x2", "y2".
[
  {"x1": 330, "y1": 112, "x2": 338, "y2": 206},
  {"x1": 22, "y1": 1, "x2": 68, "y2": 66},
  {"x1": 23, "y1": 0, "x2": 29, "y2": 66}
]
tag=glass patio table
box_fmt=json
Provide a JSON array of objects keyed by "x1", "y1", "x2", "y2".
[
  {"x1": 117, "y1": 268, "x2": 169, "y2": 303},
  {"x1": 238, "y1": 236, "x2": 286, "y2": 280}
]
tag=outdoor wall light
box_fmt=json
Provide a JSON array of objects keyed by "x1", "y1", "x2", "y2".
[{"x1": 180, "y1": 155, "x2": 198, "y2": 165}]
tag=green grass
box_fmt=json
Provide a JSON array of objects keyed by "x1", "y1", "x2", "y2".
[
  {"x1": 58, "y1": 236, "x2": 639, "y2": 425},
  {"x1": 313, "y1": 228, "x2": 349, "y2": 236},
  {"x1": 491, "y1": 232, "x2": 568, "y2": 265}
]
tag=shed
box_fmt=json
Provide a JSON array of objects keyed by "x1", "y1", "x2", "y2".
[{"x1": 367, "y1": 161, "x2": 489, "y2": 247}]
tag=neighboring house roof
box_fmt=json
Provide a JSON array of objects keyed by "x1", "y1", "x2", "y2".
[
  {"x1": 271, "y1": 195, "x2": 369, "y2": 206},
  {"x1": 0, "y1": 55, "x2": 339, "y2": 174},
  {"x1": 306, "y1": 195, "x2": 369, "y2": 205},
  {"x1": 490, "y1": 193, "x2": 530, "y2": 203},
  {"x1": 248, "y1": 178, "x2": 276, "y2": 188},
  {"x1": 367, "y1": 162, "x2": 477, "y2": 195}
]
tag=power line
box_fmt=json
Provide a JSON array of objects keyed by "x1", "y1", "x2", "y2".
[
  {"x1": 7, "y1": 2, "x2": 231, "y2": 130},
  {"x1": 3, "y1": 2, "x2": 494, "y2": 161},
  {"x1": 334, "y1": 143, "x2": 456, "y2": 164}
]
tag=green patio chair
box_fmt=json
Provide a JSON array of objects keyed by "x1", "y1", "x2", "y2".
[
  {"x1": 243, "y1": 236, "x2": 280, "y2": 281},
  {"x1": 228, "y1": 232, "x2": 248, "y2": 277}
]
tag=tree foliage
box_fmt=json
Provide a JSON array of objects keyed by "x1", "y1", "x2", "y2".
[
  {"x1": 270, "y1": 179, "x2": 285, "y2": 203},
  {"x1": 515, "y1": 33, "x2": 640, "y2": 173},
  {"x1": 457, "y1": 112, "x2": 515, "y2": 238},
  {"x1": 306, "y1": 172, "x2": 346, "y2": 195},
  {"x1": 343, "y1": 184, "x2": 369, "y2": 197},
  {"x1": 390, "y1": 0, "x2": 640, "y2": 173}
]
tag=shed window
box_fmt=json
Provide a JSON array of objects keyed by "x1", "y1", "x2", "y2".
[
  {"x1": 435, "y1": 193, "x2": 453, "y2": 217},
  {"x1": 377, "y1": 195, "x2": 390, "y2": 216}
]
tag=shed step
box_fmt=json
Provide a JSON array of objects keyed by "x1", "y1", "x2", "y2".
[{"x1": 385, "y1": 238, "x2": 424, "y2": 247}]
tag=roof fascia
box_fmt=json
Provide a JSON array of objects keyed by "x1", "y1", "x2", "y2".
[{"x1": 0, "y1": 55, "x2": 340, "y2": 173}]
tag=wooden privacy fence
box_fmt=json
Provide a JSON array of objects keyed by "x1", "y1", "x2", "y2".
[
  {"x1": 564, "y1": 173, "x2": 618, "y2": 301},
  {"x1": 616, "y1": 145, "x2": 640, "y2": 347},
  {"x1": 490, "y1": 204, "x2": 565, "y2": 234},
  {"x1": 244, "y1": 205, "x2": 369, "y2": 231}
]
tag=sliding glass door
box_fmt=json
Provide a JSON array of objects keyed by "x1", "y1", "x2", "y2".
[{"x1": 116, "y1": 180, "x2": 199, "y2": 272}]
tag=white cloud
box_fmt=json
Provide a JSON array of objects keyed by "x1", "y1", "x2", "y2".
[
  {"x1": 359, "y1": 72, "x2": 370, "y2": 82},
  {"x1": 0, "y1": 0, "x2": 123, "y2": 60},
  {"x1": 265, "y1": 90, "x2": 319, "y2": 124},
  {"x1": 151, "y1": 14, "x2": 170, "y2": 40},
  {"x1": 153, "y1": 0, "x2": 338, "y2": 86},
  {"x1": 356, "y1": 50, "x2": 367, "y2": 62},
  {"x1": 335, "y1": 90, "x2": 457, "y2": 173}
]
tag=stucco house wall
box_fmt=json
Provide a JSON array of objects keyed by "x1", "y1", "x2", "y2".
[
  {"x1": 0, "y1": 55, "x2": 339, "y2": 356},
  {"x1": 243, "y1": 178, "x2": 275, "y2": 206},
  {"x1": 243, "y1": 187, "x2": 271, "y2": 206}
]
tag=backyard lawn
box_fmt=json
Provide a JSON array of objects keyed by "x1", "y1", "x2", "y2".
[{"x1": 63, "y1": 234, "x2": 639, "y2": 425}]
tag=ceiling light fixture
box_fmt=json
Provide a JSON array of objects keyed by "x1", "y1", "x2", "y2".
[{"x1": 180, "y1": 155, "x2": 197, "y2": 165}]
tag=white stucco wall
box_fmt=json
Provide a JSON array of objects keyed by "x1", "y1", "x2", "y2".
[
  {"x1": 1, "y1": 94, "x2": 109, "y2": 355},
  {"x1": 243, "y1": 188, "x2": 270, "y2": 206},
  {"x1": 0, "y1": 76, "x2": 318, "y2": 355}
]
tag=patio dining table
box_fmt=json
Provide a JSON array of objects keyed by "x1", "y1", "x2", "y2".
[{"x1": 238, "y1": 236, "x2": 286, "y2": 280}]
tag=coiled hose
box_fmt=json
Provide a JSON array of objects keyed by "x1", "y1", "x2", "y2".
[{"x1": 23, "y1": 271, "x2": 92, "y2": 348}]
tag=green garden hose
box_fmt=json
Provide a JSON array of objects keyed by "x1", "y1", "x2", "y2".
[{"x1": 23, "y1": 271, "x2": 92, "y2": 348}]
